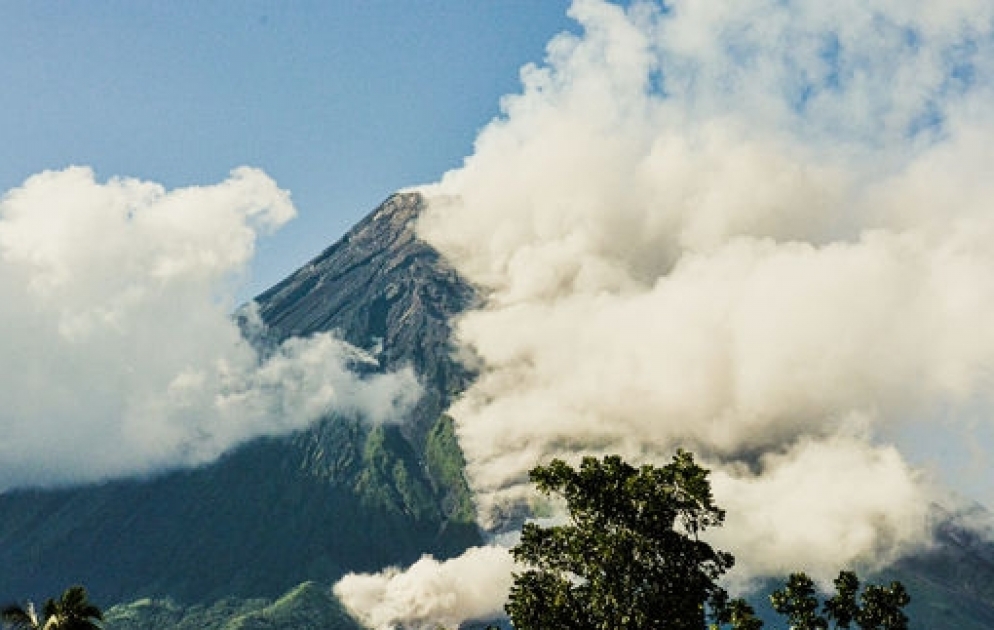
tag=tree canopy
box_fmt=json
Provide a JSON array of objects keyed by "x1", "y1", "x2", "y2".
[
  {"x1": 768, "y1": 571, "x2": 910, "y2": 630},
  {"x1": 507, "y1": 451, "x2": 733, "y2": 629},
  {"x1": 506, "y1": 451, "x2": 911, "y2": 630}
]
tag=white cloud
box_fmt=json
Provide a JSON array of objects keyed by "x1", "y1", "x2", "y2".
[
  {"x1": 407, "y1": 0, "x2": 994, "y2": 599},
  {"x1": 710, "y1": 434, "x2": 930, "y2": 580},
  {"x1": 333, "y1": 546, "x2": 515, "y2": 630},
  {"x1": 0, "y1": 167, "x2": 420, "y2": 490}
]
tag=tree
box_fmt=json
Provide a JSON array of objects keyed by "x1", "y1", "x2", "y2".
[
  {"x1": 2, "y1": 586, "x2": 102, "y2": 630},
  {"x1": 506, "y1": 452, "x2": 911, "y2": 630},
  {"x1": 769, "y1": 573, "x2": 827, "y2": 630},
  {"x1": 506, "y1": 451, "x2": 734, "y2": 630},
  {"x1": 1, "y1": 602, "x2": 41, "y2": 630},
  {"x1": 770, "y1": 571, "x2": 910, "y2": 630}
]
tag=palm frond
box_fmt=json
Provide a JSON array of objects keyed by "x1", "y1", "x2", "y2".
[{"x1": 1, "y1": 602, "x2": 40, "y2": 630}]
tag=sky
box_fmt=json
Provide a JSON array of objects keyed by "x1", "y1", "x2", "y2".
[{"x1": 0, "y1": 1, "x2": 575, "y2": 299}]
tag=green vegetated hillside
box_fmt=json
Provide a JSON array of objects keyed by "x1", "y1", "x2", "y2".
[
  {"x1": 104, "y1": 582, "x2": 362, "y2": 630},
  {"x1": 5, "y1": 193, "x2": 994, "y2": 630},
  {"x1": 0, "y1": 416, "x2": 477, "y2": 604}
]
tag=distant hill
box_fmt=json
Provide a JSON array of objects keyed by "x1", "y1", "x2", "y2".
[{"x1": 104, "y1": 581, "x2": 363, "y2": 630}]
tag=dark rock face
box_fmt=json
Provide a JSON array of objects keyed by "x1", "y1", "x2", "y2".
[
  {"x1": 257, "y1": 193, "x2": 471, "y2": 351},
  {"x1": 0, "y1": 192, "x2": 480, "y2": 605},
  {"x1": 253, "y1": 192, "x2": 478, "y2": 440}
]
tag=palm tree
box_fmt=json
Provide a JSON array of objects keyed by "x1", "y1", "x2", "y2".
[
  {"x1": 2, "y1": 586, "x2": 102, "y2": 630},
  {"x1": 1, "y1": 601, "x2": 41, "y2": 630}
]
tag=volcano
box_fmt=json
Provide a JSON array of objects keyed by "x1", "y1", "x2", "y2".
[{"x1": 0, "y1": 192, "x2": 993, "y2": 630}]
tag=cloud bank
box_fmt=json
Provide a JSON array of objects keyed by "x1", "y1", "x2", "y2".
[
  {"x1": 0, "y1": 166, "x2": 420, "y2": 490},
  {"x1": 336, "y1": 1, "x2": 994, "y2": 624}
]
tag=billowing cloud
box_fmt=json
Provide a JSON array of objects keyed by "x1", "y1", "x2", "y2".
[
  {"x1": 0, "y1": 166, "x2": 420, "y2": 490},
  {"x1": 334, "y1": 546, "x2": 516, "y2": 630},
  {"x1": 710, "y1": 434, "x2": 928, "y2": 582},
  {"x1": 341, "y1": 0, "x2": 994, "y2": 622}
]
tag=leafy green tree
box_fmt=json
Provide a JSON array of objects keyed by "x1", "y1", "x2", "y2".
[
  {"x1": 823, "y1": 570, "x2": 861, "y2": 628},
  {"x1": 709, "y1": 590, "x2": 763, "y2": 630},
  {"x1": 770, "y1": 571, "x2": 910, "y2": 630},
  {"x1": 857, "y1": 581, "x2": 911, "y2": 630},
  {"x1": 2, "y1": 586, "x2": 102, "y2": 630},
  {"x1": 506, "y1": 451, "x2": 734, "y2": 630},
  {"x1": 770, "y1": 573, "x2": 827, "y2": 630},
  {"x1": 506, "y1": 452, "x2": 911, "y2": 630}
]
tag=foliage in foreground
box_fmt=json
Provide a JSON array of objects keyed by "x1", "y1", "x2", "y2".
[
  {"x1": 506, "y1": 452, "x2": 911, "y2": 630},
  {"x1": 2, "y1": 585, "x2": 103, "y2": 630}
]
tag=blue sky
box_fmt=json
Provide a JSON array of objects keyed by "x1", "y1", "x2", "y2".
[{"x1": 0, "y1": 1, "x2": 575, "y2": 297}]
